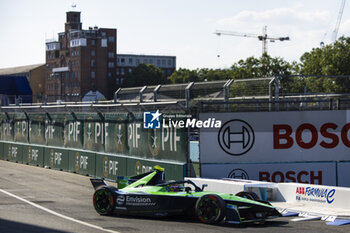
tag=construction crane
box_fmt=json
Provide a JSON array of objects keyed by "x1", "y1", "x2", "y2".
[
  {"x1": 215, "y1": 26, "x2": 290, "y2": 55},
  {"x1": 332, "y1": 0, "x2": 346, "y2": 42}
]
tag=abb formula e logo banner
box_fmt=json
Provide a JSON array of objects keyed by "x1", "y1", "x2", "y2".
[
  {"x1": 295, "y1": 186, "x2": 336, "y2": 204},
  {"x1": 200, "y1": 111, "x2": 350, "y2": 163}
]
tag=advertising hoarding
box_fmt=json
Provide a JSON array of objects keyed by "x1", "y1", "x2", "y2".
[
  {"x1": 201, "y1": 162, "x2": 337, "y2": 186},
  {"x1": 200, "y1": 111, "x2": 350, "y2": 163}
]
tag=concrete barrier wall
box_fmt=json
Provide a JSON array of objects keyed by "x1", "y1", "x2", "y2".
[
  {"x1": 187, "y1": 177, "x2": 350, "y2": 217},
  {"x1": 0, "y1": 111, "x2": 187, "y2": 180},
  {"x1": 0, "y1": 141, "x2": 185, "y2": 181}
]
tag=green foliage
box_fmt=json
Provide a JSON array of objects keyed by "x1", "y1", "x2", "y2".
[
  {"x1": 299, "y1": 37, "x2": 350, "y2": 93},
  {"x1": 123, "y1": 63, "x2": 166, "y2": 87},
  {"x1": 167, "y1": 68, "x2": 199, "y2": 83},
  {"x1": 126, "y1": 37, "x2": 350, "y2": 95},
  {"x1": 168, "y1": 53, "x2": 295, "y2": 85},
  {"x1": 230, "y1": 53, "x2": 294, "y2": 79}
]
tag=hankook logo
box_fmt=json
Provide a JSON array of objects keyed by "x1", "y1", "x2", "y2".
[
  {"x1": 218, "y1": 119, "x2": 255, "y2": 156},
  {"x1": 228, "y1": 169, "x2": 249, "y2": 180}
]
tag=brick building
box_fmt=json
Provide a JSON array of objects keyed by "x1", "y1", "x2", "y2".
[{"x1": 45, "y1": 11, "x2": 116, "y2": 102}]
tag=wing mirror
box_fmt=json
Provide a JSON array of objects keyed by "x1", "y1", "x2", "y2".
[{"x1": 201, "y1": 184, "x2": 208, "y2": 191}]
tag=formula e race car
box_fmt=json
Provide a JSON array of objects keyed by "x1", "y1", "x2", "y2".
[{"x1": 90, "y1": 166, "x2": 281, "y2": 225}]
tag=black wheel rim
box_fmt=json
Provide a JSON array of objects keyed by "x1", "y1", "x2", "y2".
[
  {"x1": 94, "y1": 189, "x2": 112, "y2": 214},
  {"x1": 197, "y1": 196, "x2": 221, "y2": 223}
]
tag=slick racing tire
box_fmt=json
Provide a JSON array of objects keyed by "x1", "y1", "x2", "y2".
[
  {"x1": 195, "y1": 194, "x2": 226, "y2": 224},
  {"x1": 93, "y1": 186, "x2": 117, "y2": 215},
  {"x1": 235, "y1": 191, "x2": 260, "y2": 201}
]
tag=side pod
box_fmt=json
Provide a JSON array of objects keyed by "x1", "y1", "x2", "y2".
[{"x1": 90, "y1": 178, "x2": 108, "y2": 190}]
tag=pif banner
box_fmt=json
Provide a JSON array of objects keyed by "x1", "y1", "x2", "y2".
[
  {"x1": 83, "y1": 113, "x2": 105, "y2": 152},
  {"x1": 1, "y1": 113, "x2": 14, "y2": 142},
  {"x1": 45, "y1": 114, "x2": 65, "y2": 147},
  {"x1": 64, "y1": 113, "x2": 83, "y2": 149},
  {"x1": 128, "y1": 114, "x2": 187, "y2": 163},
  {"x1": 28, "y1": 114, "x2": 46, "y2": 145},
  {"x1": 14, "y1": 113, "x2": 29, "y2": 143},
  {"x1": 104, "y1": 113, "x2": 128, "y2": 154}
]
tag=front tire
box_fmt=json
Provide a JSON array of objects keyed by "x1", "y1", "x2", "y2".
[
  {"x1": 195, "y1": 194, "x2": 226, "y2": 224},
  {"x1": 93, "y1": 186, "x2": 117, "y2": 215}
]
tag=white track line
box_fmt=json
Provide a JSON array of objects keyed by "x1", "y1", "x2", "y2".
[{"x1": 0, "y1": 188, "x2": 121, "y2": 233}]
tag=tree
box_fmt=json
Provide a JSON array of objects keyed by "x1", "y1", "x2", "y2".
[
  {"x1": 167, "y1": 68, "x2": 199, "y2": 84},
  {"x1": 230, "y1": 53, "x2": 294, "y2": 79},
  {"x1": 123, "y1": 63, "x2": 165, "y2": 87},
  {"x1": 299, "y1": 37, "x2": 350, "y2": 93}
]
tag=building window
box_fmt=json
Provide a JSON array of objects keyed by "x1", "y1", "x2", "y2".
[
  {"x1": 136, "y1": 59, "x2": 140, "y2": 65},
  {"x1": 108, "y1": 62, "x2": 114, "y2": 68},
  {"x1": 121, "y1": 68, "x2": 125, "y2": 75},
  {"x1": 116, "y1": 69, "x2": 120, "y2": 75},
  {"x1": 108, "y1": 72, "x2": 112, "y2": 78},
  {"x1": 91, "y1": 59, "x2": 95, "y2": 67},
  {"x1": 157, "y1": 59, "x2": 161, "y2": 66},
  {"x1": 91, "y1": 40, "x2": 95, "y2": 46},
  {"x1": 116, "y1": 78, "x2": 119, "y2": 85},
  {"x1": 168, "y1": 60, "x2": 172, "y2": 66},
  {"x1": 91, "y1": 71, "x2": 95, "y2": 79},
  {"x1": 108, "y1": 36, "x2": 115, "y2": 42},
  {"x1": 128, "y1": 68, "x2": 132, "y2": 73},
  {"x1": 128, "y1": 58, "x2": 133, "y2": 64},
  {"x1": 108, "y1": 52, "x2": 114, "y2": 58},
  {"x1": 91, "y1": 50, "x2": 95, "y2": 56},
  {"x1": 150, "y1": 59, "x2": 153, "y2": 64},
  {"x1": 162, "y1": 60, "x2": 166, "y2": 66},
  {"x1": 121, "y1": 58, "x2": 125, "y2": 63}
]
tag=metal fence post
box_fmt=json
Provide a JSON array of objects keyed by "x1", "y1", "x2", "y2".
[
  {"x1": 224, "y1": 79, "x2": 234, "y2": 112},
  {"x1": 139, "y1": 86, "x2": 147, "y2": 103},
  {"x1": 153, "y1": 85, "x2": 161, "y2": 102},
  {"x1": 114, "y1": 88, "x2": 121, "y2": 103},
  {"x1": 185, "y1": 82, "x2": 194, "y2": 114}
]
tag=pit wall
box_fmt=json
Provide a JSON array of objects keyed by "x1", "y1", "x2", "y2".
[{"x1": 0, "y1": 112, "x2": 187, "y2": 180}]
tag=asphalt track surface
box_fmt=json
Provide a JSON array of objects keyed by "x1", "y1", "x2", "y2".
[{"x1": 0, "y1": 160, "x2": 350, "y2": 233}]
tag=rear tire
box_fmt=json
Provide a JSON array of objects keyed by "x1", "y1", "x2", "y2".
[
  {"x1": 235, "y1": 191, "x2": 260, "y2": 201},
  {"x1": 195, "y1": 194, "x2": 226, "y2": 224},
  {"x1": 93, "y1": 186, "x2": 117, "y2": 215}
]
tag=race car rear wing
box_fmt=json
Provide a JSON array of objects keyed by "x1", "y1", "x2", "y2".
[{"x1": 90, "y1": 179, "x2": 109, "y2": 190}]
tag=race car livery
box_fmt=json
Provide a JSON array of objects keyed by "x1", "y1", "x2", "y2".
[{"x1": 91, "y1": 166, "x2": 281, "y2": 224}]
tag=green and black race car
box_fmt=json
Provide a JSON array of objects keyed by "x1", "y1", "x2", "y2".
[{"x1": 90, "y1": 166, "x2": 281, "y2": 225}]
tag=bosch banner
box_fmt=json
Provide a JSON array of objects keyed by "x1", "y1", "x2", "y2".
[
  {"x1": 200, "y1": 111, "x2": 350, "y2": 163},
  {"x1": 201, "y1": 162, "x2": 337, "y2": 186}
]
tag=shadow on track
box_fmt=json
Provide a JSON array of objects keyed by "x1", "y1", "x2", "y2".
[
  {"x1": 0, "y1": 218, "x2": 71, "y2": 233},
  {"x1": 102, "y1": 213, "x2": 290, "y2": 229}
]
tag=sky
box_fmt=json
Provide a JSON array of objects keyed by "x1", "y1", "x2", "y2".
[{"x1": 0, "y1": 0, "x2": 349, "y2": 70}]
